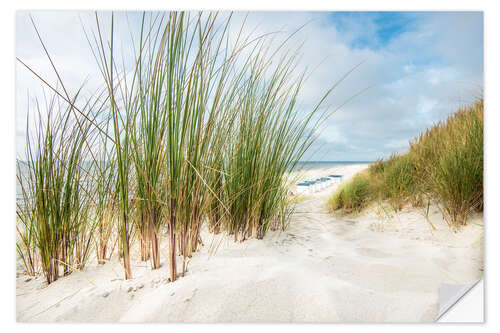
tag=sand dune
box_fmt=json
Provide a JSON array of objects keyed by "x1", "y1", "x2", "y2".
[{"x1": 16, "y1": 164, "x2": 483, "y2": 322}]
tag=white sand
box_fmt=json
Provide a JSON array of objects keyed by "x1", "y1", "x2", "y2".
[{"x1": 16, "y1": 164, "x2": 483, "y2": 323}]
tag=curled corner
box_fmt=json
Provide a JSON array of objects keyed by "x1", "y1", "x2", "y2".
[{"x1": 436, "y1": 279, "x2": 483, "y2": 322}]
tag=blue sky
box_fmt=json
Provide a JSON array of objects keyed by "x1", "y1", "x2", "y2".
[
  {"x1": 330, "y1": 12, "x2": 418, "y2": 50},
  {"x1": 15, "y1": 11, "x2": 484, "y2": 161}
]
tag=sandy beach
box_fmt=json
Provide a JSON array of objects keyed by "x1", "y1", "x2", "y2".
[{"x1": 16, "y1": 163, "x2": 483, "y2": 323}]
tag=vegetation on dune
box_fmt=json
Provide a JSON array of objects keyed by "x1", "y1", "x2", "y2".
[
  {"x1": 16, "y1": 90, "x2": 103, "y2": 283},
  {"x1": 16, "y1": 11, "x2": 351, "y2": 282},
  {"x1": 327, "y1": 171, "x2": 373, "y2": 215},
  {"x1": 215, "y1": 35, "x2": 341, "y2": 241},
  {"x1": 328, "y1": 100, "x2": 484, "y2": 230}
]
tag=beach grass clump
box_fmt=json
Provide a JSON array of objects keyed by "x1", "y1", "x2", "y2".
[
  {"x1": 379, "y1": 153, "x2": 418, "y2": 210},
  {"x1": 327, "y1": 171, "x2": 373, "y2": 214},
  {"x1": 411, "y1": 100, "x2": 484, "y2": 228},
  {"x1": 328, "y1": 99, "x2": 483, "y2": 229},
  {"x1": 213, "y1": 34, "x2": 342, "y2": 241},
  {"x1": 17, "y1": 11, "x2": 350, "y2": 281},
  {"x1": 88, "y1": 12, "x2": 253, "y2": 280},
  {"x1": 333, "y1": 154, "x2": 417, "y2": 214},
  {"x1": 16, "y1": 92, "x2": 98, "y2": 283}
]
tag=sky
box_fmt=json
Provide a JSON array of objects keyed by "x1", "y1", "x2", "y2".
[{"x1": 15, "y1": 11, "x2": 483, "y2": 161}]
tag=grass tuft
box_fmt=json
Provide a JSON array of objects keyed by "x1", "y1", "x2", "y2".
[{"x1": 327, "y1": 171, "x2": 373, "y2": 214}]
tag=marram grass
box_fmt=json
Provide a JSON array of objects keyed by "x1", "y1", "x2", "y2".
[
  {"x1": 17, "y1": 11, "x2": 351, "y2": 283},
  {"x1": 327, "y1": 170, "x2": 373, "y2": 215},
  {"x1": 328, "y1": 100, "x2": 484, "y2": 230},
  {"x1": 17, "y1": 91, "x2": 101, "y2": 283}
]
